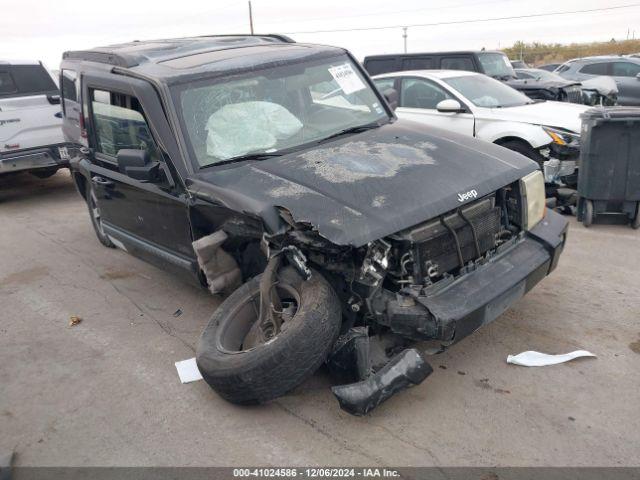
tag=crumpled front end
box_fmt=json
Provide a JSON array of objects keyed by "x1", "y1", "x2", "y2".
[{"x1": 261, "y1": 170, "x2": 567, "y2": 414}]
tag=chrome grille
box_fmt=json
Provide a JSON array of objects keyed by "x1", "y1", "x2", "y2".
[{"x1": 564, "y1": 86, "x2": 583, "y2": 104}]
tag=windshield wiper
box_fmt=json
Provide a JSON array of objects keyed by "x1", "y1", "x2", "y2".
[
  {"x1": 317, "y1": 122, "x2": 382, "y2": 144},
  {"x1": 206, "y1": 151, "x2": 282, "y2": 168}
]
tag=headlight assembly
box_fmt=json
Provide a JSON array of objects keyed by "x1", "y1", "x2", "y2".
[
  {"x1": 542, "y1": 126, "x2": 580, "y2": 148},
  {"x1": 520, "y1": 170, "x2": 546, "y2": 230}
]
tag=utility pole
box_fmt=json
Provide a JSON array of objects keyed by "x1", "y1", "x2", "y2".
[
  {"x1": 402, "y1": 27, "x2": 408, "y2": 53},
  {"x1": 248, "y1": 1, "x2": 254, "y2": 35}
]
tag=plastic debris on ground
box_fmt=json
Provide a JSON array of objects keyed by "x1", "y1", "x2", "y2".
[
  {"x1": 175, "y1": 358, "x2": 203, "y2": 383},
  {"x1": 507, "y1": 350, "x2": 596, "y2": 367},
  {"x1": 331, "y1": 348, "x2": 433, "y2": 416}
]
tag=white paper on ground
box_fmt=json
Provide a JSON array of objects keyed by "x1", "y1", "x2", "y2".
[
  {"x1": 175, "y1": 357, "x2": 203, "y2": 383},
  {"x1": 507, "y1": 350, "x2": 596, "y2": 367}
]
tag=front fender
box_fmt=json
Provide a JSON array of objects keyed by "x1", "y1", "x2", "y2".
[{"x1": 476, "y1": 119, "x2": 552, "y2": 149}]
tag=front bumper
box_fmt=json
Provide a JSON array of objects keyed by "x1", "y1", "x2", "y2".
[
  {"x1": 0, "y1": 144, "x2": 71, "y2": 174},
  {"x1": 386, "y1": 209, "x2": 569, "y2": 344}
]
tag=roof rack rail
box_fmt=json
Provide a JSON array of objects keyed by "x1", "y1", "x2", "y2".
[
  {"x1": 62, "y1": 34, "x2": 296, "y2": 68},
  {"x1": 197, "y1": 33, "x2": 295, "y2": 43}
]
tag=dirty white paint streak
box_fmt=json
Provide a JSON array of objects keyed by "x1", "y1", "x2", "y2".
[{"x1": 299, "y1": 141, "x2": 437, "y2": 183}]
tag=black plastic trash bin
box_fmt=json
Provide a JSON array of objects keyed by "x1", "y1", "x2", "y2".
[{"x1": 577, "y1": 107, "x2": 640, "y2": 228}]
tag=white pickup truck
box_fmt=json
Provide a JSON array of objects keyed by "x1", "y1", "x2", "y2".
[{"x1": 0, "y1": 60, "x2": 70, "y2": 178}]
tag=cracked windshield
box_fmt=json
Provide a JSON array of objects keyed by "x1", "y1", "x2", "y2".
[{"x1": 174, "y1": 55, "x2": 388, "y2": 166}]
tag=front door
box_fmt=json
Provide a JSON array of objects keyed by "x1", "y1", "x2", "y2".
[
  {"x1": 611, "y1": 61, "x2": 640, "y2": 106},
  {"x1": 395, "y1": 76, "x2": 475, "y2": 136},
  {"x1": 85, "y1": 85, "x2": 198, "y2": 279}
]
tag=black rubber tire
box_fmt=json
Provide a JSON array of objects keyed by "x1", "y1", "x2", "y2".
[
  {"x1": 30, "y1": 168, "x2": 59, "y2": 179},
  {"x1": 583, "y1": 199, "x2": 594, "y2": 228},
  {"x1": 632, "y1": 204, "x2": 640, "y2": 230},
  {"x1": 196, "y1": 266, "x2": 341, "y2": 404},
  {"x1": 499, "y1": 140, "x2": 545, "y2": 169},
  {"x1": 87, "y1": 186, "x2": 115, "y2": 248}
]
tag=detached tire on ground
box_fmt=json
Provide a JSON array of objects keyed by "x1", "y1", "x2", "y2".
[{"x1": 196, "y1": 266, "x2": 341, "y2": 404}]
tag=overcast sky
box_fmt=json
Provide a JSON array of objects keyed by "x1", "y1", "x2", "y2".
[{"x1": 1, "y1": 0, "x2": 639, "y2": 68}]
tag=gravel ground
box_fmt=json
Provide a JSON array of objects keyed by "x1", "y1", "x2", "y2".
[{"x1": 1, "y1": 170, "x2": 639, "y2": 467}]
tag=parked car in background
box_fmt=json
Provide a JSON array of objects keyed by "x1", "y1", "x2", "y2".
[
  {"x1": 363, "y1": 51, "x2": 596, "y2": 106},
  {"x1": 538, "y1": 63, "x2": 562, "y2": 72},
  {"x1": 364, "y1": 50, "x2": 517, "y2": 79},
  {"x1": 372, "y1": 70, "x2": 588, "y2": 186},
  {"x1": 555, "y1": 56, "x2": 640, "y2": 106},
  {"x1": 60, "y1": 35, "x2": 568, "y2": 415},
  {"x1": 514, "y1": 68, "x2": 618, "y2": 105},
  {"x1": 511, "y1": 68, "x2": 583, "y2": 103},
  {"x1": 0, "y1": 60, "x2": 70, "y2": 178}
]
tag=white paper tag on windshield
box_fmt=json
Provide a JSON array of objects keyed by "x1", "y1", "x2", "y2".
[{"x1": 328, "y1": 64, "x2": 366, "y2": 95}]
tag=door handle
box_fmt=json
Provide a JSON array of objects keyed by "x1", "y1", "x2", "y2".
[{"x1": 91, "y1": 176, "x2": 114, "y2": 188}]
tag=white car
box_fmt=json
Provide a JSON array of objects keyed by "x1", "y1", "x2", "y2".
[
  {"x1": 0, "y1": 60, "x2": 69, "y2": 178},
  {"x1": 373, "y1": 70, "x2": 589, "y2": 185}
]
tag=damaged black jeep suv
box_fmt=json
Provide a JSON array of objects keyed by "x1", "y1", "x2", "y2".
[{"x1": 62, "y1": 35, "x2": 568, "y2": 415}]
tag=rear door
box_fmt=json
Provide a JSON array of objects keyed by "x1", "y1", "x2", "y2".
[
  {"x1": 82, "y1": 75, "x2": 198, "y2": 279},
  {"x1": 395, "y1": 76, "x2": 475, "y2": 136}
]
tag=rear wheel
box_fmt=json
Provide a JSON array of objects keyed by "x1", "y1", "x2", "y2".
[
  {"x1": 196, "y1": 266, "x2": 341, "y2": 404},
  {"x1": 632, "y1": 204, "x2": 640, "y2": 230},
  {"x1": 583, "y1": 199, "x2": 594, "y2": 227},
  {"x1": 87, "y1": 186, "x2": 115, "y2": 248}
]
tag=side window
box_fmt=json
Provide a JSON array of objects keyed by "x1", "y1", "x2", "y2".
[
  {"x1": 400, "y1": 77, "x2": 453, "y2": 109},
  {"x1": 441, "y1": 57, "x2": 474, "y2": 71},
  {"x1": 60, "y1": 69, "x2": 77, "y2": 115},
  {"x1": 90, "y1": 88, "x2": 161, "y2": 161},
  {"x1": 516, "y1": 71, "x2": 533, "y2": 79},
  {"x1": 612, "y1": 62, "x2": 640, "y2": 77},
  {"x1": 61, "y1": 70, "x2": 77, "y2": 102},
  {"x1": 373, "y1": 78, "x2": 395, "y2": 92},
  {"x1": 580, "y1": 63, "x2": 609, "y2": 75},
  {"x1": 402, "y1": 57, "x2": 433, "y2": 70},
  {"x1": 0, "y1": 71, "x2": 17, "y2": 95},
  {"x1": 365, "y1": 59, "x2": 397, "y2": 75}
]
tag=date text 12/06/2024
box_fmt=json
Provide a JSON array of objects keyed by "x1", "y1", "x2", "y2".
[{"x1": 232, "y1": 468, "x2": 400, "y2": 478}]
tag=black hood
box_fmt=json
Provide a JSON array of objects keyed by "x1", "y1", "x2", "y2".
[{"x1": 188, "y1": 120, "x2": 537, "y2": 247}]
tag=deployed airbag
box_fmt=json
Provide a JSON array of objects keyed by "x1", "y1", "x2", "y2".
[{"x1": 206, "y1": 101, "x2": 303, "y2": 159}]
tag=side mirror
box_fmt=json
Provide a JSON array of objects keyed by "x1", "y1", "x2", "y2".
[
  {"x1": 436, "y1": 99, "x2": 463, "y2": 113},
  {"x1": 636, "y1": 73, "x2": 640, "y2": 80},
  {"x1": 47, "y1": 94, "x2": 61, "y2": 105},
  {"x1": 117, "y1": 149, "x2": 158, "y2": 182},
  {"x1": 382, "y1": 88, "x2": 398, "y2": 111}
]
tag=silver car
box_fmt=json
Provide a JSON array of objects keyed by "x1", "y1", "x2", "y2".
[{"x1": 555, "y1": 56, "x2": 640, "y2": 106}]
